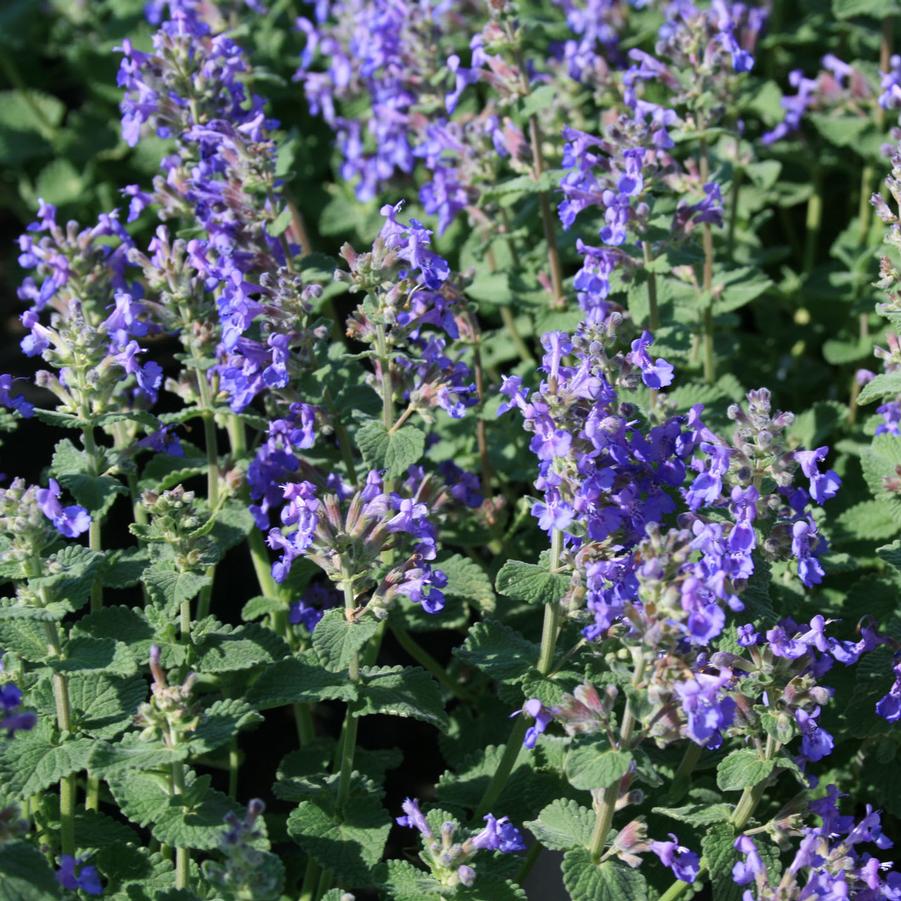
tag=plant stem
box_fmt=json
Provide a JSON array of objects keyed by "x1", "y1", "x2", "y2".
[
  {"x1": 335, "y1": 574, "x2": 361, "y2": 814},
  {"x1": 731, "y1": 735, "x2": 778, "y2": 830},
  {"x1": 474, "y1": 529, "x2": 564, "y2": 817},
  {"x1": 391, "y1": 623, "x2": 472, "y2": 703},
  {"x1": 802, "y1": 167, "x2": 822, "y2": 276},
  {"x1": 43, "y1": 620, "x2": 75, "y2": 856},
  {"x1": 525, "y1": 112, "x2": 565, "y2": 309},
  {"x1": 228, "y1": 739, "x2": 239, "y2": 800},
  {"x1": 512, "y1": 46, "x2": 565, "y2": 309},
  {"x1": 536, "y1": 529, "x2": 563, "y2": 675},
  {"x1": 472, "y1": 337, "x2": 494, "y2": 499},
  {"x1": 588, "y1": 648, "x2": 645, "y2": 862},
  {"x1": 180, "y1": 598, "x2": 192, "y2": 639},
  {"x1": 699, "y1": 142, "x2": 716, "y2": 384},
  {"x1": 226, "y1": 416, "x2": 315, "y2": 747},
  {"x1": 588, "y1": 783, "x2": 619, "y2": 864},
  {"x1": 168, "y1": 726, "x2": 191, "y2": 888},
  {"x1": 642, "y1": 242, "x2": 660, "y2": 332},
  {"x1": 662, "y1": 737, "x2": 777, "y2": 899},
  {"x1": 667, "y1": 742, "x2": 703, "y2": 803},
  {"x1": 515, "y1": 842, "x2": 542, "y2": 884}
]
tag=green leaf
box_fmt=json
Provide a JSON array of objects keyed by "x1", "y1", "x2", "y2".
[
  {"x1": 241, "y1": 595, "x2": 284, "y2": 621},
  {"x1": 562, "y1": 849, "x2": 648, "y2": 901},
  {"x1": 877, "y1": 539, "x2": 901, "y2": 572},
  {"x1": 525, "y1": 799, "x2": 594, "y2": 851},
  {"x1": 192, "y1": 621, "x2": 289, "y2": 674},
  {"x1": 110, "y1": 771, "x2": 243, "y2": 850},
  {"x1": 809, "y1": 112, "x2": 870, "y2": 148},
  {"x1": 520, "y1": 84, "x2": 558, "y2": 120},
  {"x1": 102, "y1": 547, "x2": 151, "y2": 589},
  {"x1": 66, "y1": 673, "x2": 147, "y2": 740},
  {"x1": 859, "y1": 372, "x2": 901, "y2": 405},
  {"x1": 716, "y1": 749, "x2": 775, "y2": 792},
  {"x1": 186, "y1": 698, "x2": 263, "y2": 755},
  {"x1": 833, "y1": 0, "x2": 899, "y2": 19},
  {"x1": 565, "y1": 746, "x2": 632, "y2": 791},
  {"x1": 0, "y1": 89, "x2": 63, "y2": 135},
  {"x1": 144, "y1": 564, "x2": 211, "y2": 611},
  {"x1": 861, "y1": 435, "x2": 901, "y2": 523},
  {"x1": 652, "y1": 802, "x2": 734, "y2": 827},
  {"x1": 30, "y1": 545, "x2": 104, "y2": 612},
  {"x1": 0, "y1": 722, "x2": 94, "y2": 799},
  {"x1": 713, "y1": 267, "x2": 772, "y2": 315},
  {"x1": 439, "y1": 554, "x2": 495, "y2": 612},
  {"x1": 71, "y1": 606, "x2": 154, "y2": 664},
  {"x1": 287, "y1": 793, "x2": 391, "y2": 887},
  {"x1": 51, "y1": 438, "x2": 126, "y2": 516},
  {"x1": 247, "y1": 654, "x2": 359, "y2": 709},
  {"x1": 384, "y1": 859, "x2": 446, "y2": 901},
  {"x1": 50, "y1": 635, "x2": 137, "y2": 676},
  {"x1": 268, "y1": 206, "x2": 293, "y2": 236},
  {"x1": 353, "y1": 665, "x2": 448, "y2": 729},
  {"x1": 35, "y1": 158, "x2": 84, "y2": 206},
  {"x1": 0, "y1": 841, "x2": 60, "y2": 900},
  {"x1": 836, "y1": 500, "x2": 899, "y2": 541},
  {"x1": 495, "y1": 559, "x2": 569, "y2": 606},
  {"x1": 89, "y1": 735, "x2": 188, "y2": 778},
  {"x1": 312, "y1": 608, "x2": 380, "y2": 673},
  {"x1": 455, "y1": 619, "x2": 538, "y2": 683},
  {"x1": 0, "y1": 620, "x2": 48, "y2": 662},
  {"x1": 357, "y1": 420, "x2": 425, "y2": 479}
]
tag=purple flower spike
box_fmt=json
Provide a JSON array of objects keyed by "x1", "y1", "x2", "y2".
[{"x1": 36, "y1": 479, "x2": 91, "y2": 538}]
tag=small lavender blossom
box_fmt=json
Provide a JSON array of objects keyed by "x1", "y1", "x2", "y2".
[
  {"x1": 36, "y1": 479, "x2": 91, "y2": 539},
  {"x1": 396, "y1": 797, "x2": 431, "y2": 836},
  {"x1": 57, "y1": 855, "x2": 104, "y2": 895},
  {"x1": 0, "y1": 375, "x2": 33, "y2": 418},
  {"x1": 876, "y1": 660, "x2": 901, "y2": 723},
  {"x1": 470, "y1": 814, "x2": 526, "y2": 854},
  {"x1": 516, "y1": 698, "x2": 554, "y2": 749},
  {"x1": 650, "y1": 834, "x2": 700, "y2": 883},
  {"x1": 0, "y1": 681, "x2": 37, "y2": 737}
]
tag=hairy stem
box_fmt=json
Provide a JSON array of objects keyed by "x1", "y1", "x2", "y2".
[
  {"x1": 588, "y1": 783, "x2": 619, "y2": 864},
  {"x1": 474, "y1": 529, "x2": 564, "y2": 817},
  {"x1": 43, "y1": 614, "x2": 75, "y2": 856},
  {"x1": 335, "y1": 573, "x2": 362, "y2": 814},
  {"x1": 642, "y1": 242, "x2": 660, "y2": 332},
  {"x1": 699, "y1": 142, "x2": 716, "y2": 384}
]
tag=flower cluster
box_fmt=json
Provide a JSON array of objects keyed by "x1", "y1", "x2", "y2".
[
  {"x1": 56, "y1": 855, "x2": 103, "y2": 896},
  {"x1": 764, "y1": 54, "x2": 873, "y2": 145},
  {"x1": 16, "y1": 202, "x2": 161, "y2": 414},
  {"x1": 267, "y1": 470, "x2": 448, "y2": 615},
  {"x1": 396, "y1": 798, "x2": 525, "y2": 888},
  {"x1": 732, "y1": 787, "x2": 899, "y2": 898},
  {"x1": 0, "y1": 674, "x2": 36, "y2": 738},
  {"x1": 295, "y1": 0, "x2": 453, "y2": 200},
  {"x1": 342, "y1": 203, "x2": 477, "y2": 422},
  {"x1": 0, "y1": 478, "x2": 89, "y2": 568}
]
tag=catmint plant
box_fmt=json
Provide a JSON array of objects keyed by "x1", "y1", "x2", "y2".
[{"x1": 0, "y1": 0, "x2": 898, "y2": 899}]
